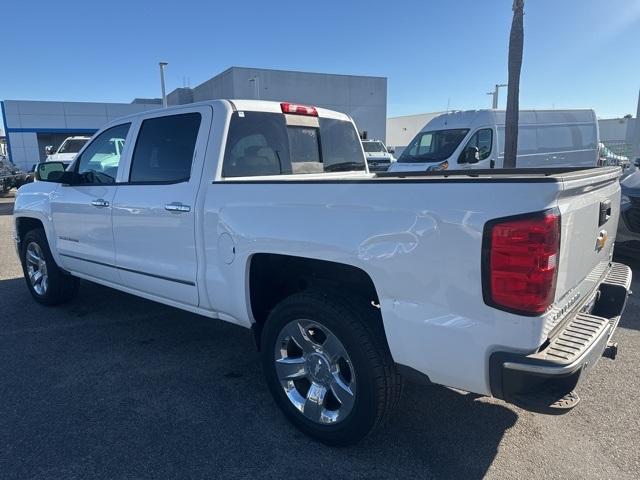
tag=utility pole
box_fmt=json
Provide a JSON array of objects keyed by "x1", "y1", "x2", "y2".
[
  {"x1": 634, "y1": 88, "x2": 640, "y2": 162},
  {"x1": 159, "y1": 62, "x2": 168, "y2": 108},
  {"x1": 487, "y1": 83, "x2": 508, "y2": 109}
]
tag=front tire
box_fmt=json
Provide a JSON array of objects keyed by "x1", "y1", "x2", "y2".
[
  {"x1": 20, "y1": 228, "x2": 79, "y2": 305},
  {"x1": 260, "y1": 289, "x2": 402, "y2": 445}
]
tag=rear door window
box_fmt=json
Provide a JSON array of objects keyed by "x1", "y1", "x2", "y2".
[{"x1": 129, "y1": 112, "x2": 201, "y2": 183}]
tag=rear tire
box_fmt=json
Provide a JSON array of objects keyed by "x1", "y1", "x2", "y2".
[
  {"x1": 260, "y1": 289, "x2": 403, "y2": 445},
  {"x1": 20, "y1": 228, "x2": 79, "y2": 305}
]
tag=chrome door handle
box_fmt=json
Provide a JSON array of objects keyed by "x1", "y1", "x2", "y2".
[
  {"x1": 165, "y1": 202, "x2": 191, "y2": 213},
  {"x1": 91, "y1": 199, "x2": 110, "y2": 208}
]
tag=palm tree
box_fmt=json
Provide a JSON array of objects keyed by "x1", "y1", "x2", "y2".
[{"x1": 503, "y1": 0, "x2": 525, "y2": 168}]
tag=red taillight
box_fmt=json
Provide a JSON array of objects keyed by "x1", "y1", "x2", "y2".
[
  {"x1": 280, "y1": 102, "x2": 318, "y2": 116},
  {"x1": 484, "y1": 211, "x2": 560, "y2": 315}
]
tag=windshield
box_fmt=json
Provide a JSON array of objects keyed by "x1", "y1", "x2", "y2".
[
  {"x1": 58, "y1": 139, "x2": 88, "y2": 154},
  {"x1": 222, "y1": 112, "x2": 366, "y2": 177},
  {"x1": 399, "y1": 129, "x2": 469, "y2": 163},
  {"x1": 362, "y1": 141, "x2": 386, "y2": 153}
]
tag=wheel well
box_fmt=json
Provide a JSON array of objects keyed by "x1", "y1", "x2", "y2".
[
  {"x1": 249, "y1": 253, "x2": 381, "y2": 347},
  {"x1": 16, "y1": 217, "x2": 44, "y2": 245}
]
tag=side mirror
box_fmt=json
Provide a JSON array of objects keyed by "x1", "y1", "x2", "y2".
[
  {"x1": 387, "y1": 147, "x2": 395, "y2": 154},
  {"x1": 45, "y1": 146, "x2": 55, "y2": 156},
  {"x1": 35, "y1": 162, "x2": 69, "y2": 182},
  {"x1": 635, "y1": 158, "x2": 640, "y2": 168},
  {"x1": 461, "y1": 146, "x2": 480, "y2": 164}
]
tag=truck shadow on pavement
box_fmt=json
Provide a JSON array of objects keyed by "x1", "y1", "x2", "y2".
[
  {"x1": 613, "y1": 253, "x2": 640, "y2": 332},
  {"x1": 0, "y1": 277, "x2": 517, "y2": 479}
]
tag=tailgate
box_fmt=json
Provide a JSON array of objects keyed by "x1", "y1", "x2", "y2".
[{"x1": 553, "y1": 168, "x2": 621, "y2": 309}]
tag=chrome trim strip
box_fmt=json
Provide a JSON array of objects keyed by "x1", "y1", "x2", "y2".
[{"x1": 59, "y1": 253, "x2": 195, "y2": 286}]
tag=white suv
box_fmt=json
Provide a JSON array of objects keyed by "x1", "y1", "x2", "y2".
[{"x1": 45, "y1": 136, "x2": 91, "y2": 165}]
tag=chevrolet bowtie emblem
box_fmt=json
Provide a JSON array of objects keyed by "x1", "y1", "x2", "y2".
[{"x1": 596, "y1": 230, "x2": 608, "y2": 251}]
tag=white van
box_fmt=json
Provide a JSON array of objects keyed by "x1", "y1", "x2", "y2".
[{"x1": 388, "y1": 109, "x2": 599, "y2": 172}]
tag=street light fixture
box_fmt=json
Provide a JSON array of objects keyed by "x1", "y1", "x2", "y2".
[
  {"x1": 486, "y1": 83, "x2": 508, "y2": 109},
  {"x1": 159, "y1": 62, "x2": 168, "y2": 108}
]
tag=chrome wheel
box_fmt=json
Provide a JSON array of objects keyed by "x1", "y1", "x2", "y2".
[
  {"x1": 274, "y1": 319, "x2": 356, "y2": 424},
  {"x1": 25, "y1": 242, "x2": 48, "y2": 296}
]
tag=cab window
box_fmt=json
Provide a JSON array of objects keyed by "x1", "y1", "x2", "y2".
[
  {"x1": 459, "y1": 128, "x2": 493, "y2": 163},
  {"x1": 222, "y1": 111, "x2": 365, "y2": 177},
  {"x1": 399, "y1": 129, "x2": 469, "y2": 163},
  {"x1": 129, "y1": 113, "x2": 201, "y2": 183},
  {"x1": 74, "y1": 123, "x2": 130, "y2": 184}
]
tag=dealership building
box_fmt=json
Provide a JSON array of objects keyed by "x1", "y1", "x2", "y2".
[{"x1": 1, "y1": 67, "x2": 387, "y2": 171}]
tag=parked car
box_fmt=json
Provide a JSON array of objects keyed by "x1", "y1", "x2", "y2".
[
  {"x1": 598, "y1": 142, "x2": 629, "y2": 167},
  {"x1": 1, "y1": 156, "x2": 29, "y2": 193},
  {"x1": 616, "y1": 168, "x2": 640, "y2": 256},
  {"x1": 389, "y1": 109, "x2": 599, "y2": 172},
  {"x1": 13, "y1": 100, "x2": 631, "y2": 445},
  {"x1": 45, "y1": 136, "x2": 91, "y2": 165},
  {"x1": 362, "y1": 139, "x2": 395, "y2": 172}
]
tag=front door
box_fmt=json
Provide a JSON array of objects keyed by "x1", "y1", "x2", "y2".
[
  {"x1": 51, "y1": 123, "x2": 132, "y2": 283},
  {"x1": 459, "y1": 128, "x2": 495, "y2": 169},
  {"x1": 111, "y1": 107, "x2": 211, "y2": 306}
]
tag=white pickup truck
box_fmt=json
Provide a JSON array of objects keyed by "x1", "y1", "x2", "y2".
[{"x1": 13, "y1": 100, "x2": 632, "y2": 445}]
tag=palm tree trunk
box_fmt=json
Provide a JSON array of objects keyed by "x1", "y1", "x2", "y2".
[{"x1": 503, "y1": 0, "x2": 525, "y2": 168}]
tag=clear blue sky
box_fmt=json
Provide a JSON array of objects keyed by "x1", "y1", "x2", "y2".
[{"x1": 1, "y1": 0, "x2": 639, "y2": 121}]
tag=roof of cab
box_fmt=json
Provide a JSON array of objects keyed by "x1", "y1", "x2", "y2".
[
  {"x1": 104, "y1": 99, "x2": 351, "y2": 127},
  {"x1": 229, "y1": 99, "x2": 351, "y2": 121}
]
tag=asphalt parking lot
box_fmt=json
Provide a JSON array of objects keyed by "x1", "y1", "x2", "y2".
[{"x1": 1, "y1": 191, "x2": 639, "y2": 479}]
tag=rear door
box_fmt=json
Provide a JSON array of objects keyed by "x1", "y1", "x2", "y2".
[{"x1": 111, "y1": 106, "x2": 212, "y2": 306}]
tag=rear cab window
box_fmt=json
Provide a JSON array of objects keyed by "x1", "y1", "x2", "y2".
[{"x1": 222, "y1": 111, "x2": 366, "y2": 178}]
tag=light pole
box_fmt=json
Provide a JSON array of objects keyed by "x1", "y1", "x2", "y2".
[
  {"x1": 159, "y1": 62, "x2": 168, "y2": 108},
  {"x1": 487, "y1": 83, "x2": 508, "y2": 109}
]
